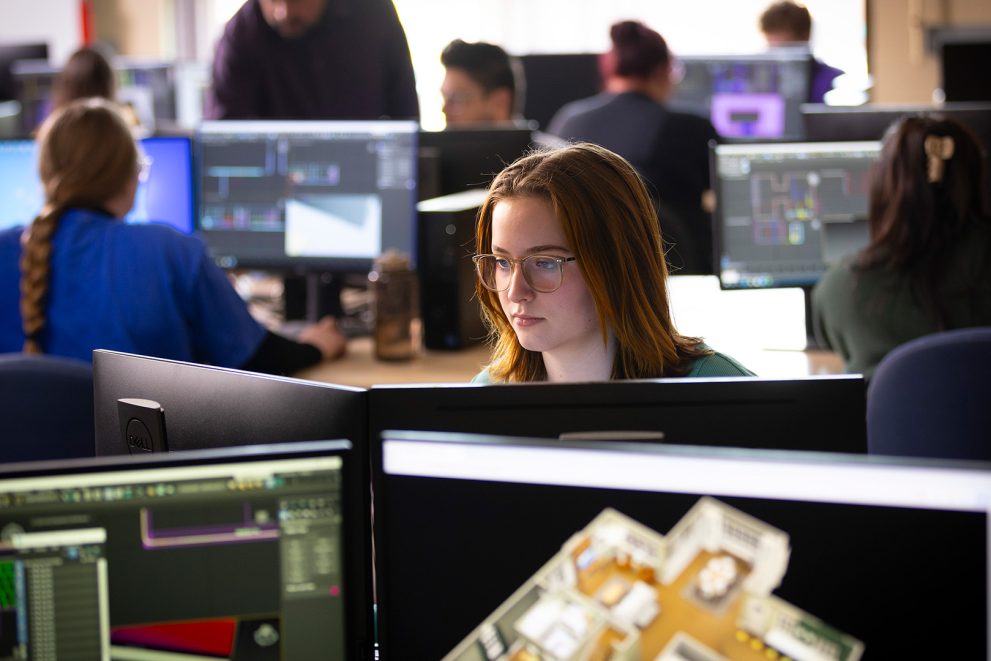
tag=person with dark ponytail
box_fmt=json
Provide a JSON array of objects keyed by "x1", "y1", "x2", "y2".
[
  {"x1": 1, "y1": 98, "x2": 346, "y2": 374},
  {"x1": 547, "y1": 20, "x2": 719, "y2": 275},
  {"x1": 812, "y1": 115, "x2": 991, "y2": 379}
]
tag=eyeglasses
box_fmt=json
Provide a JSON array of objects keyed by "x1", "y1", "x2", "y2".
[
  {"x1": 441, "y1": 91, "x2": 485, "y2": 108},
  {"x1": 473, "y1": 254, "x2": 577, "y2": 294}
]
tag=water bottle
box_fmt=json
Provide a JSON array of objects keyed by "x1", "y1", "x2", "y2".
[{"x1": 369, "y1": 250, "x2": 419, "y2": 361}]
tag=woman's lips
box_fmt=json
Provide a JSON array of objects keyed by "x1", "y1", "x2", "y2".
[{"x1": 512, "y1": 313, "x2": 543, "y2": 327}]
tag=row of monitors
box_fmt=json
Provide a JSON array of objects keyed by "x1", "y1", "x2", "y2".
[
  {"x1": 522, "y1": 48, "x2": 815, "y2": 140},
  {"x1": 2, "y1": 349, "x2": 989, "y2": 659},
  {"x1": 8, "y1": 49, "x2": 811, "y2": 141},
  {"x1": 0, "y1": 122, "x2": 538, "y2": 275},
  {"x1": 6, "y1": 55, "x2": 209, "y2": 135},
  {"x1": 0, "y1": 128, "x2": 937, "y2": 291},
  {"x1": 1, "y1": 106, "x2": 987, "y2": 289},
  {"x1": 715, "y1": 102, "x2": 991, "y2": 289}
]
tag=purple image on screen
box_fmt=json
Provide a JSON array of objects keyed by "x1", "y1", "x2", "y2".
[{"x1": 711, "y1": 93, "x2": 785, "y2": 138}]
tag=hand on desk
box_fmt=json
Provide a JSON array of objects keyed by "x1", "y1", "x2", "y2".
[{"x1": 298, "y1": 316, "x2": 348, "y2": 361}]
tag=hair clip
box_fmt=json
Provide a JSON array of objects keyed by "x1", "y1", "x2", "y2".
[{"x1": 924, "y1": 135, "x2": 955, "y2": 183}]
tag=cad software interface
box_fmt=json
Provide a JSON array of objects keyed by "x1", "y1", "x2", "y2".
[
  {"x1": 715, "y1": 141, "x2": 880, "y2": 288},
  {"x1": 673, "y1": 53, "x2": 810, "y2": 140},
  {"x1": 0, "y1": 455, "x2": 348, "y2": 660},
  {"x1": 197, "y1": 121, "x2": 418, "y2": 270},
  {"x1": 379, "y1": 437, "x2": 989, "y2": 660}
]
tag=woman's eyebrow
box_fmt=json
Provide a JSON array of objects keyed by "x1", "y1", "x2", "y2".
[{"x1": 491, "y1": 244, "x2": 571, "y2": 255}]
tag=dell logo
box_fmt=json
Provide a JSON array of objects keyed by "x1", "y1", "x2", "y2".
[{"x1": 125, "y1": 419, "x2": 154, "y2": 453}]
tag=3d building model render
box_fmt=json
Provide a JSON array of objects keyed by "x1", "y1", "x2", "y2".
[{"x1": 446, "y1": 498, "x2": 864, "y2": 661}]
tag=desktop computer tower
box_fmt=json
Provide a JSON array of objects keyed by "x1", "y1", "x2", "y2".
[{"x1": 417, "y1": 191, "x2": 488, "y2": 350}]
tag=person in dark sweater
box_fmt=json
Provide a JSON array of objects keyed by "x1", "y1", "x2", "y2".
[
  {"x1": 206, "y1": 0, "x2": 419, "y2": 120},
  {"x1": 548, "y1": 20, "x2": 719, "y2": 275},
  {"x1": 812, "y1": 115, "x2": 991, "y2": 380},
  {"x1": 0, "y1": 98, "x2": 345, "y2": 375}
]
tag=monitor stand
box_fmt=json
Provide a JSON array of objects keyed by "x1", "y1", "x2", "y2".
[{"x1": 283, "y1": 273, "x2": 343, "y2": 322}]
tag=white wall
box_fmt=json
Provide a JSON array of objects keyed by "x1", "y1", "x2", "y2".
[{"x1": 0, "y1": 0, "x2": 83, "y2": 64}]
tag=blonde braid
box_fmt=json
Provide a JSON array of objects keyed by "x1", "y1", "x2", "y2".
[
  {"x1": 19, "y1": 206, "x2": 63, "y2": 353},
  {"x1": 17, "y1": 97, "x2": 138, "y2": 354}
]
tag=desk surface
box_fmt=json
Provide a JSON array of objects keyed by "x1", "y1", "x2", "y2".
[{"x1": 296, "y1": 337, "x2": 846, "y2": 388}]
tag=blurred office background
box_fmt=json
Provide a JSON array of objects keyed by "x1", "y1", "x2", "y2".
[{"x1": 3, "y1": 0, "x2": 989, "y2": 129}]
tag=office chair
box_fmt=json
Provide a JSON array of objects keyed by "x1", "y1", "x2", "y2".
[
  {"x1": 867, "y1": 327, "x2": 991, "y2": 460},
  {"x1": 0, "y1": 352, "x2": 95, "y2": 462}
]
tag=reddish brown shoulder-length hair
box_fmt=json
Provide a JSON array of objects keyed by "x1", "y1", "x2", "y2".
[{"x1": 475, "y1": 142, "x2": 710, "y2": 382}]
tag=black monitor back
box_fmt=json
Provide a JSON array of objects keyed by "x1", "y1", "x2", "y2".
[
  {"x1": 418, "y1": 125, "x2": 535, "y2": 199},
  {"x1": 93, "y1": 349, "x2": 366, "y2": 456},
  {"x1": 518, "y1": 53, "x2": 602, "y2": 130},
  {"x1": 92, "y1": 349, "x2": 372, "y2": 655},
  {"x1": 942, "y1": 42, "x2": 991, "y2": 102},
  {"x1": 368, "y1": 376, "x2": 867, "y2": 455},
  {"x1": 0, "y1": 42, "x2": 47, "y2": 101},
  {"x1": 802, "y1": 102, "x2": 991, "y2": 198},
  {"x1": 801, "y1": 102, "x2": 991, "y2": 144}
]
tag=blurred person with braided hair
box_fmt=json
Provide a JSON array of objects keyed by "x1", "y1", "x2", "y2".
[{"x1": 0, "y1": 98, "x2": 345, "y2": 374}]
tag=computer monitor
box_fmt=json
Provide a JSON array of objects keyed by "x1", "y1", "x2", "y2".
[
  {"x1": 196, "y1": 120, "x2": 418, "y2": 272},
  {"x1": 517, "y1": 53, "x2": 602, "y2": 130},
  {"x1": 0, "y1": 139, "x2": 41, "y2": 230},
  {"x1": 0, "y1": 42, "x2": 47, "y2": 102},
  {"x1": 417, "y1": 124, "x2": 535, "y2": 200},
  {"x1": 0, "y1": 439, "x2": 370, "y2": 659},
  {"x1": 368, "y1": 375, "x2": 867, "y2": 457},
  {"x1": 801, "y1": 102, "x2": 991, "y2": 201},
  {"x1": 0, "y1": 136, "x2": 195, "y2": 234},
  {"x1": 713, "y1": 140, "x2": 880, "y2": 290},
  {"x1": 374, "y1": 430, "x2": 991, "y2": 659},
  {"x1": 672, "y1": 49, "x2": 812, "y2": 141},
  {"x1": 942, "y1": 42, "x2": 991, "y2": 103},
  {"x1": 801, "y1": 102, "x2": 991, "y2": 144},
  {"x1": 92, "y1": 349, "x2": 366, "y2": 457},
  {"x1": 114, "y1": 58, "x2": 177, "y2": 129},
  {"x1": 13, "y1": 57, "x2": 177, "y2": 137},
  {"x1": 91, "y1": 350, "x2": 371, "y2": 657}
]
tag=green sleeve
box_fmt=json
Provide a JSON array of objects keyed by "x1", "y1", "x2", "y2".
[
  {"x1": 686, "y1": 351, "x2": 756, "y2": 377},
  {"x1": 471, "y1": 367, "x2": 494, "y2": 384}
]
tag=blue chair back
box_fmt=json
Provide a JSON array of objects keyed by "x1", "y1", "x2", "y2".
[
  {"x1": 867, "y1": 327, "x2": 991, "y2": 460},
  {"x1": 0, "y1": 353, "x2": 95, "y2": 462}
]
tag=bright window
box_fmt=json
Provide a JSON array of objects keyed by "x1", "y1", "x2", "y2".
[{"x1": 393, "y1": 0, "x2": 866, "y2": 129}]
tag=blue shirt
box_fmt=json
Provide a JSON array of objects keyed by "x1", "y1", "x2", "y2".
[{"x1": 0, "y1": 208, "x2": 266, "y2": 367}]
